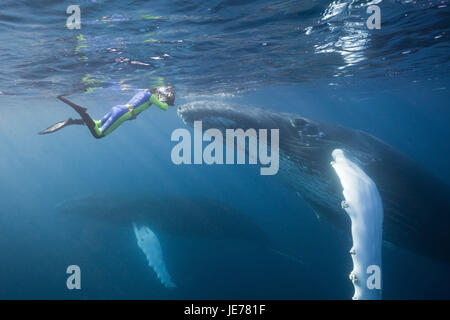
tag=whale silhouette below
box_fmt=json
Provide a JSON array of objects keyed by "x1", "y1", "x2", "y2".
[{"x1": 57, "y1": 194, "x2": 302, "y2": 287}]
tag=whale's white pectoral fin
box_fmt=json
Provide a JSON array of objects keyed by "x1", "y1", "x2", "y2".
[
  {"x1": 133, "y1": 223, "x2": 176, "y2": 288},
  {"x1": 331, "y1": 149, "x2": 383, "y2": 300}
]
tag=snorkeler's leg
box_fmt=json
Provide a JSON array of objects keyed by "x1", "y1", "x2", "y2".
[
  {"x1": 100, "y1": 111, "x2": 113, "y2": 125},
  {"x1": 57, "y1": 94, "x2": 103, "y2": 138},
  {"x1": 100, "y1": 106, "x2": 129, "y2": 134},
  {"x1": 38, "y1": 118, "x2": 84, "y2": 135},
  {"x1": 57, "y1": 95, "x2": 87, "y2": 113}
]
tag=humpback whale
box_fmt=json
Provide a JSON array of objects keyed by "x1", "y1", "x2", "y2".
[
  {"x1": 177, "y1": 101, "x2": 450, "y2": 264},
  {"x1": 57, "y1": 194, "x2": 298, "y2": 287}
]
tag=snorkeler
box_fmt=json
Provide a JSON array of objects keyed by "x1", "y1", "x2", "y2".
[{"x1": 39, "y1": 86, "x2": 175, "y2": 138}]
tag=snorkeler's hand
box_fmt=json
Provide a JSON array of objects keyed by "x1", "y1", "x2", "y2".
[{"x1": 150, "y1": 94, "x2": 169, "y2": 111}]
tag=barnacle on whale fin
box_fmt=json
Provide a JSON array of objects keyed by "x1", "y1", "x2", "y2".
[{"x1": 349, "y1": 272, "x2": 358, "y2": 284}]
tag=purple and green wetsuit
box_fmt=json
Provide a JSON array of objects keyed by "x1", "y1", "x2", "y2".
[
  {"x1": 93, "y1": 89, "x2": 169, "y2": 137},
  {"x1": 38, "y1": 86, "x2": 175, "y2": 138}
]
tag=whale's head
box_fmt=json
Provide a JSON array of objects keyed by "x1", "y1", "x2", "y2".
[
  {"x1": 55, "y1": 194, "x2": 141, "y2": 225},
  {"x1": 177, "y1": 101, "x2": 324, "y2": 136},
  {"x1": 177, "y1": 101, "x2": 333, "y2": 156},
  {"x1": 56, "y1": 195, "x2": 106, "y2": 218},
  {"x1": 178, "y1": 101, "x2": 380, "y2": 169},
  {"x1": 178, "y1": 101, "x2": 258, "y2": 130}
]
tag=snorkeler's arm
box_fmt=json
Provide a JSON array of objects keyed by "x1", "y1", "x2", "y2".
[{"x1": 150, "y1": 94, "x2": 169, "y2": 111}]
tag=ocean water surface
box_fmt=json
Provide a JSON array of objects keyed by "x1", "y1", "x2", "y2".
[{"x1": 0, "y1": 0, "x2": 449, "y2": 299}]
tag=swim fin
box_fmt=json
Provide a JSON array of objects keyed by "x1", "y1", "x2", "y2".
[
  {"x1": 56, "y1": 94, "x2": 102, "y2": 139},
  {"x1": 38, "y1": 118, "x2": 84, "y2": 135}
]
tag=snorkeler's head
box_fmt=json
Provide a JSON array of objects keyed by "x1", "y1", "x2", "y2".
[{"x1": 150, "y1": 86, "x2": 175, "y2": 106}]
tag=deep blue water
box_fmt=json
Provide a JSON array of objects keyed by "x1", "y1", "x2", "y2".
[{"x1": 0, "y1": 0, "x2": 449, "y2": 299}]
